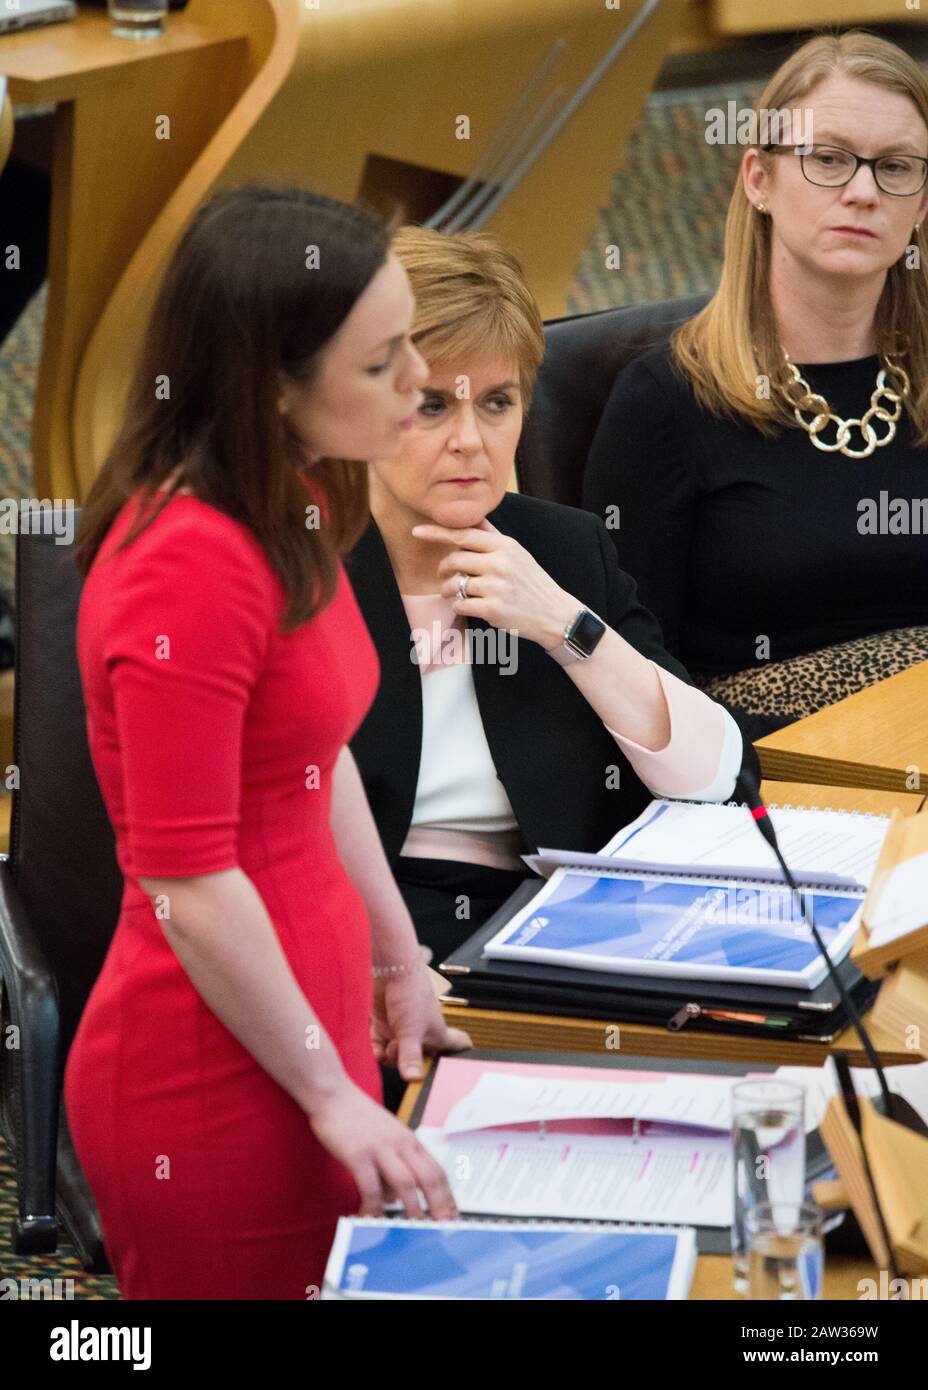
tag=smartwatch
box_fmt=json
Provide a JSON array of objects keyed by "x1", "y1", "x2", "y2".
[{"x1": 548, "y1": 607, "x2": 607, "y2": 666}]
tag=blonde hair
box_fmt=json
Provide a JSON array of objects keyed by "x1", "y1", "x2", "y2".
[
  {"x1": 672, "y1": 30, "x2": 928, "y2": 445},
  {"x1": 390, "y1": 226, "x2": 545, "y2": 407}
]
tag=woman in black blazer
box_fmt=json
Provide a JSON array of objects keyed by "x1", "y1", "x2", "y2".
[{"x1": 347, "y1": 228, "x2": 760, "y2": 968}]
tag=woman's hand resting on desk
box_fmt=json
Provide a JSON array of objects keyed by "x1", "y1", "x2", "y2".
[
  {"x1": 412, "y1": 517, "x2": 579, "y2": 651},
  {"x1": 370, "y1": 961, "x2": 471, "y2": 1078}
]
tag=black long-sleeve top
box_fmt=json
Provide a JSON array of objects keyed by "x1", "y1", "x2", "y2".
[{"x1": 582, "y1": 343, "x2": 928, "y2": 676}]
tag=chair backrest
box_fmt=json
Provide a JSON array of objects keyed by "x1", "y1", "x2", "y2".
[
  {"x1": 516, "y1": 292, "x2": 710, "y2": 507},
  {"x1": 10, "y1": 518, "x2": 122, "y2": 1056}
]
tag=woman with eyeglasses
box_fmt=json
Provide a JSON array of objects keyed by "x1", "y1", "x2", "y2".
[{"x1": 583, "y1": 31, "x2": 928, "y2": 736}]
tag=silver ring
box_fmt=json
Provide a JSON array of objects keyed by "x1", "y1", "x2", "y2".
[{"x1": 456, "y1": 573, "x2": 469, "y2": 601}]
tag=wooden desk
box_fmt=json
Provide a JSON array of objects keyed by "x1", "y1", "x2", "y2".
[
  {"x1": 758, "y1": 662, "x2": 928, "y2": 796},
  {"x1": 396, "y1": 1069, "x2": 878, "y2": 1300},
  {"x1": 0, "y1": 6, "x2": 250, "y2": 501},
  {"x1": 690, "y1": 1252, "x2": 875, "y2": 1300},
  {"x1": 438, "y1": 781, "x2": 921, "y2": 1067}
]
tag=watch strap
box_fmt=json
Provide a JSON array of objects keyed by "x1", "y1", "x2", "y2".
[{"x1": 547, "y1": 640, "x2": 582, "y2": 666}]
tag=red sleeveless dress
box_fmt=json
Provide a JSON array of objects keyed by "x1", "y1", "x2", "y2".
[{"x1": 64, "y1": 492, "x2": 381, "y2": 1299}]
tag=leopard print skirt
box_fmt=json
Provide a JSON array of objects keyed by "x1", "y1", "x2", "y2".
[{"x1": 691, "y1": 625, "x2": 928, "y2": 722}]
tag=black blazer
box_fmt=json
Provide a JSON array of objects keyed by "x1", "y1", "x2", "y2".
[{"x1": 346, "y1": 492, "x2": 759, "y2": 867}]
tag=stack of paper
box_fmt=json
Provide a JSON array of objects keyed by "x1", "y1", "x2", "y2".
[
  {"x1": 493, "y1": 798, "x2": 888, "y2": 990},
  {"x1": 416, "y1": 1056, "x2": 735, "y2": 1227}
]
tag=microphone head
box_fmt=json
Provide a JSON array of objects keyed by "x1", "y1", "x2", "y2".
[{"x1": 736, "y1": 766, "x2": 763, "y2": 809}]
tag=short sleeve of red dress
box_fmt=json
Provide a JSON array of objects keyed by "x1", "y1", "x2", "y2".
[{"x1": 93, "y1": 506, "x2": 279, "y2": 879}]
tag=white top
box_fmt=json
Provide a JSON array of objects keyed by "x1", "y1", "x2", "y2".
[{"x1": 410, "y1": 661, "x2": 518, "y2": 837}]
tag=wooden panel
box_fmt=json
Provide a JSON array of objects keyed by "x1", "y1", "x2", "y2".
[
  {"x1": 2, "y1": 3, "x2": 273, "y2": 502},
  {"x1": 37, "y1": 37, "x2": 250, "y2": 503},
  {"x1": 760, "y1": 781, "x2": 924, "y2": 818},
  {"x1": 758, "y1": 663, "x2": 928, "y2": 796},
  {"x1": 435, "y1": 1002, "x2": 915, "y2": 1067},
  {"x1": 709, "y1": 0, "x2": 927, "y2": 35},
  {"x1": 68, "y1": 0, "x2": 298, "y2": 498},
  {"x1": 221, "y1": 0, "x2": 689, "y2": 319},
  {"x1": 66, "y1": 0, "x2": 688, "y2": 494},
  {"x1": 0, "y1": 10, "x2": 246, "y2": 103}
]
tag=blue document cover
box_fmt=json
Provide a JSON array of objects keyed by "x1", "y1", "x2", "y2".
[
  {"x1": 483, "y1": 870, "x2": 862, "y2": 989},
  {"x1": 322, "y1": 1219, "x2": 696, "y2": 1300}
]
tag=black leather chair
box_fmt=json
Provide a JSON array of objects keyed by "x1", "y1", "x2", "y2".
[
  {"x1": 0, "y1": 515, "x2": 119, "y2": 1271},
  {"x1": 517, "y1": 292, "x2": 710, "y2": 505}
]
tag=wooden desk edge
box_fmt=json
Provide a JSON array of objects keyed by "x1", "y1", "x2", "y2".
[{"x1": 436, "y1": 1002, "x2": 915, "y2": 1067}]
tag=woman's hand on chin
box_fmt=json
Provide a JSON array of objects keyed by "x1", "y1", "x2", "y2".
[{"x1": 411, "y1": 517, "x2": 579, "y2": 649}]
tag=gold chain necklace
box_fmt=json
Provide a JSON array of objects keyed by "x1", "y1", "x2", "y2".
[{"x1": 779, "y1": 350, "x2": 911, "y2": 459}]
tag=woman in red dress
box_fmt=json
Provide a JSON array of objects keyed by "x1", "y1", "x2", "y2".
[{"x1": 65, "y1": 185, "x2": 469, "y2": 1300}]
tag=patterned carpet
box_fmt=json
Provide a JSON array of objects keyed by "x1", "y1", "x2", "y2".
[
  {"x1": 0, "y1": 281, "x2": 42, "y2": 608},
  {"x1": 569, "y1": 86, "x2": 745, "y2": 313},
  {"x1": 0, "y1": 1137, "x2": 118, "y2": 1297},
  {"x1": 0, "y1": 45, "x2": 913, "y2": 1296}
]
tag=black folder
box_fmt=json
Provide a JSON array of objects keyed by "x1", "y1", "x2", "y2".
[
  {"x1": 408, "y1": 1048, "x2": 837, "y2": 1255},
  {"x1": 440, "y1": 881, "x2": 878, "y2": 1041}
]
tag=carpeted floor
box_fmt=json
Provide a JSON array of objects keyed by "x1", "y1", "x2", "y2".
[{"x1": 1, "y1": 33, "x2": 924, "y2": 1296}]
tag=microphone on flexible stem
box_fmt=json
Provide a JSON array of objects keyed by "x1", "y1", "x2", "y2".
[
  {"x1": 734, "y1": 769, "x2": 928, "y2": 1282},
  {"x1": 736, "y1": 771, "x2": 893, "y2": 1093}
]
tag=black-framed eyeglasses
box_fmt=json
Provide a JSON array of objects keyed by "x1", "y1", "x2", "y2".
[{"x1": 762, "y1": 143, "x2": 928, "y2": 197}]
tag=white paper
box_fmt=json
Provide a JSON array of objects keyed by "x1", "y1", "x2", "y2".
[
  {"x1": 774, "y1": 1059, "x2": 928, "y2": 1131},
  {"x1": 444, "y1": 1071, "x2": 736, "y2": 1135},
  {"x1": 598, "y1": 799, "x2": 889, "y2": 888},
  {"x1": 865, "y1": 851, "x2": 928, "y2": 949},
  {"x1": 418, "y1": 1125, "x2": 733, "y2": 1227}
]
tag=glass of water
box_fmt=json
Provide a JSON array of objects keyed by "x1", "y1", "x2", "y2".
[
  {"x1": 746, "y1": 1201, "x2": 823, "y2": 1300},
  {"x1": 108, "y1": 0, "x2": 168, "y2": 39},
  {"x1": 731, "y1": 1079, "x2": 805, "y2": 1293}
]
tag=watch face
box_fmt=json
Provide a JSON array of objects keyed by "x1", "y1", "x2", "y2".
[{"x1": 567, "y1": 609, "x2": 606, "y2": 656}]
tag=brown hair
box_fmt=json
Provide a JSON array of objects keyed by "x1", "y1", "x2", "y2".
[
  {"x1": 672, "y1": 30, "x2": 928, "y2": 445},
  {"x1": 389, "y1": 225, "x2": 545, "y2": 407},
  {"x1": 75, "y1": 184, "x2": 394, "y2": 628}
]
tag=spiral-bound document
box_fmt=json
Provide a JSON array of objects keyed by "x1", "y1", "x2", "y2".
[
  {"x1": 526, "y1": 797, "x2": 890, "y2": 888},
  {"x1": 322, "y1": 1218, "x2": 697, "y2": 1300},
  {"x1": 489, "y1": 798, "x2": 891, "y2": 990}
]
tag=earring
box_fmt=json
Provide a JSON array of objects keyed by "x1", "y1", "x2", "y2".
[
  {"x1": 756, "y1": 202, "x2": 767, "y2": 213},
  {"x1": 916, "y1": 223, "x2": 922, "y2": 234}
]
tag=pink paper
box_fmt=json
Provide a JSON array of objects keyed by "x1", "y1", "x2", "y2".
[{"x1": 419, "y1": 1056, "x2": 722, "y2": 1127}]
